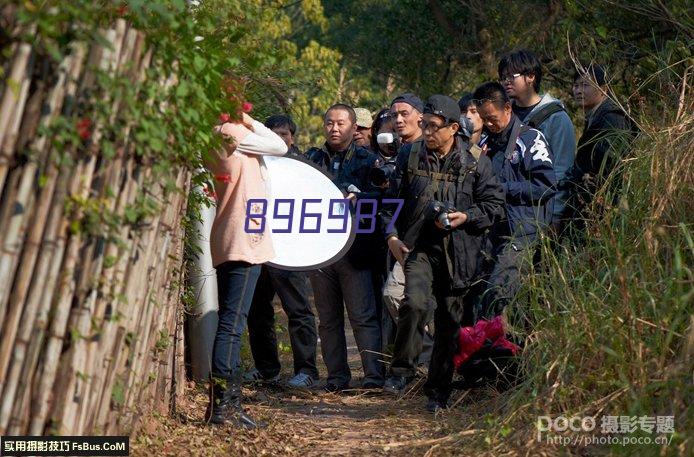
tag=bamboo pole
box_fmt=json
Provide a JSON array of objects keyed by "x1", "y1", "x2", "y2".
[
  {"x1": 4, "y1": 164, "x2": 71, "y2": 434},
  {"x1": 4, "y1": 40, "x2": 88, "y2": 434},
  {"x1": 49, "y1": 24, "x2": 133, "y2": 435},
  {"x1": 0, "y1": 39, "x2": 33, "y2": 193},
  {"x1": 0, "y1": 47, "x2": 79, "y2": 400}
]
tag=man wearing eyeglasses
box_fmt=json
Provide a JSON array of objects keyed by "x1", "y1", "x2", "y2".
[
  {"x1": 473, "y1": 81, "x2": 556, "y2": 320},
  {"x1": 380, "y1": 95, "x2": 504, "y2": 412},
  {"x1": 498, "y1": 49, "x2": 575, "y2": 232}
]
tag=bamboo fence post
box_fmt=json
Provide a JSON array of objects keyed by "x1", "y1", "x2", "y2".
[
  {"x1": 4, "y1": 164, "x2": 72, "y2": 434},
  {"x1": 0, "y1": 46, "x2": 80, "y2": 401},
  {"x1": 1, "y1": 17, "x2": 192, "y2": 437},
  {"x1": 28, "y1": 27, "x2": 115, "y2": 431},
  {"x1": 4, "y1": 39, "x2": 88, "y2": 434},
  {"x1": 49, "y1": 23, "x2": 134, "y2": 435},
  {"x1": 0, "y1": 37, "x2": 33, "y2": 193}
]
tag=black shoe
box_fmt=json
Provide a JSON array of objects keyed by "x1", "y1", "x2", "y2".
[
  {"x1": 207, "y1": 377, "x2": 259, "y2": 428},
  {"x1": 361, "y1": 381, "x2": 384, "y2": 390},
  {"x1": 323, "y1": 382, "x2": 348, "y2": 393},
  {"x1": 426, "y1": 397, "x2": 448, "y2": 414},
  {"x1": 383, "y1": 375, "x2": 410, "y2": 396}
]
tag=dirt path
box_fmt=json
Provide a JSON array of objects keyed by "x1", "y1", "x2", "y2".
[{"x1": 132, "y1": 305, "x2": 477, "y2": 456}]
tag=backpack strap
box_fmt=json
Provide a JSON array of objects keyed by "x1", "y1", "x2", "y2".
[
  {"x1": 469, "y1": 144, "x2": 483, "y2": 161},
  {"x1": 504, "y1": 120, "x2": 524, "y2": 160},
  {"x1": 526, "y1": 103, "x2": 565, "y2": 128},
  {"x1": 406, "y1": 140, "x2": 423, "y2": 177}
]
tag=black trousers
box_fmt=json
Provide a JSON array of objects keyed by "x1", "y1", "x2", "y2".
[
  {"x1": 389, "y1": 247, "x2": 468, "y2": 378},
  {"x1": 247, "y1": 265, "x2": 319, "y2": 379},
  {"x1": 310, "y1": 256, "x2": 384, "y2": 387},
  {"x1": 479, "y1": 239, "x2": 534, "y2": 320},
  {"x1": 423, "y1": 300, "x2": 468, "y2": 403}
]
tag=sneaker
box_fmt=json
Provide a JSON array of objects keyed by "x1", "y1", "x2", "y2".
[
  {"x1": 361, "y1": 381, "x2": 384, "y2": 390},
  {"x1": 287, "y1": 372, "x2": 316, "y2": 389},
  {"x1": 383, "y1": 375, "x2": 410, "y2": 396},
  {"x1": 323, "y1": 382, "x2": 348, "y2": 393},
  {"x1": 243, "y1": 368, "x2": 280, "y2": 384}
]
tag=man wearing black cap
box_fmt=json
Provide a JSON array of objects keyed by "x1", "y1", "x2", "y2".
[
  {"x1": 390, "y1": 93, "x2": 424, "y2": 145},
  {"x1": 381, "y1": 95, "x2": 504, "y2": 411}
]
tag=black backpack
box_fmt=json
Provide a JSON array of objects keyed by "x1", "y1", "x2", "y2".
[{"x1": 525, "y1": 103, "x2": 565, "y2": 128}]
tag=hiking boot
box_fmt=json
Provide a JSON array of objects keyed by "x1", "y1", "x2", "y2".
[
  {"x1": 383, "y1": 375, "x2": 410, "y2": 396},
  {"x1": 207, "y1": 377, "x2": 259, "y2": 428},
  {"x1": 287, "y1": 372, "x2": 316, "y2": 389},
  {"x1": 243, "y1": 368, "x2": 280, "y2": 384}
]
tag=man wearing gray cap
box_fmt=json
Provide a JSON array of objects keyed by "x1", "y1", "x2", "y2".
[{"x1": 380, "y1": 95, "x2": 504, "y2": 412}]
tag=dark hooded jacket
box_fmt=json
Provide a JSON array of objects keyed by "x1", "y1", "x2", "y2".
[{"x1": 571, "y1": 98, "x2": 636, "y2": 185}]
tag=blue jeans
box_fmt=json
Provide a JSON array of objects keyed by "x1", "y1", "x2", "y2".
[{"x1": 211, "y1": 261, "x2": 261, "y2": 380}]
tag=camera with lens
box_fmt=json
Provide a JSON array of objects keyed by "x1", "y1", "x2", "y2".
[
  {"x1": 369, "y1": 161, "x2": 397, "y2": 188},
  {"x1": 369, "y1": 132, "x2": 399, "y2": 188},
  {"x1": 424, "y1": 200, "x2": 456, "y2": 230}
]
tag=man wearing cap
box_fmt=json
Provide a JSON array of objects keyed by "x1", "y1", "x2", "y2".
[
  {"x1": 353, "y1": 107, "x2": 374, "y2": 149},
  {"x1": 380, "y1": 95, "x2": 504, "y2": 411},
  {"x1": 390, "y1": 93, "x2": 424, "y2": 145}
]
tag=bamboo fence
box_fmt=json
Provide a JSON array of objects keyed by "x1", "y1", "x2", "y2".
[{"x1": 0, "y1": 18, "x2": 188, "y2": 436}]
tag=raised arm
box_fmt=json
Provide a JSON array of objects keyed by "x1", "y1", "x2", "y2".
[{"x1": 236, "y1": 120, "x2": 288, "y2": 157}]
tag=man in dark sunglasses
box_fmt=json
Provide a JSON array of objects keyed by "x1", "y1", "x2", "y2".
[{"x1": 381, "y1": 95, "x2": 504, "y2": 412}]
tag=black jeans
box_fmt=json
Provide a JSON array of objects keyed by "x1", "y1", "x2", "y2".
[
  {"x1": 247, "y1": 265, "x2": 319, "y2": 379},
  {"x1": 310, "y1": 256, "x2": 384, "y2": 387},
  {"x1": 423, "y1": 299, "x2": 467, "y2": 403},
  {"x1": 211, "y1": 261, "x2": 262, "y2": 380},
  {"x1": 389, "y1": 247, "x2": 465, "y2": 378}
]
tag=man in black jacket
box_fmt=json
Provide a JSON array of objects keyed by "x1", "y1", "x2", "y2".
[
  {"x1": 305, "y1": 104, "x2": 383, "y2": 392},
  {"x1": 381, "y1": 95, "x2": 504, "y2": 411},
  {"x1": 564, "y1": 64, "x2": 636, "y2": 235}
]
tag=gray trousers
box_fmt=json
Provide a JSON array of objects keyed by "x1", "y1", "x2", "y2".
[{"x1": 310, "y1": 256, "x2": 384, "y2": 387}]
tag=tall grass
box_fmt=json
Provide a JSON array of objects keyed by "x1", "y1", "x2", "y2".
[{"x1": 438, "y1": 58, "x2": 692, "y2": 456}]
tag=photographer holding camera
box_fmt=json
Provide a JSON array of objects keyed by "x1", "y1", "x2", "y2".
[{"x1": 381, "y1": 95, "x2": 504, "y2": 411}]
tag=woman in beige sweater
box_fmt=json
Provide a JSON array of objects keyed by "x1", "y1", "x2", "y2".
[{"x1": 205, "y1": 112, "x2": 287, "y2": 428}]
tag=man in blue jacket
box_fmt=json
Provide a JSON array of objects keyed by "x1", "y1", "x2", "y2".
[
  {"x1": 474, "y1": 82, "x2": 557, "y2": 318},
  {"x1": 498, "y1": 49, "x2": 575, "y2": 231}
]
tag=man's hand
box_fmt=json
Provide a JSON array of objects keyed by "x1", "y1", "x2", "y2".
[
  {"x1": 387, "y1": 236, "x2": 410, "y2": 266},
  {"x1": 581, "y1": 173, "x2": 595, "y2": 186},
  {"x1": 435, "y1": 211, "x2": 467, "y2": 230}
]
